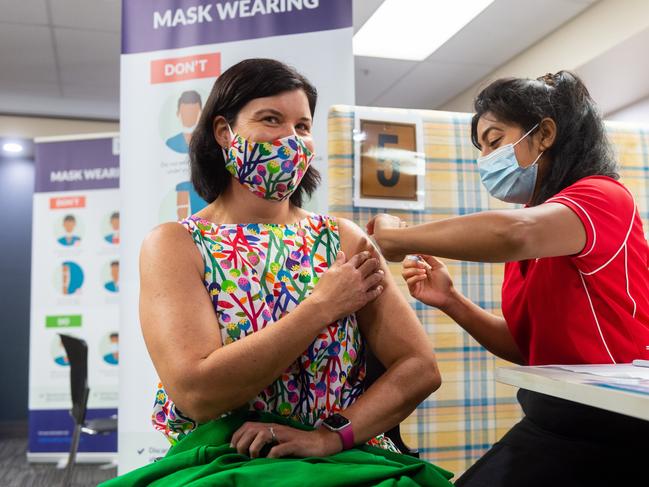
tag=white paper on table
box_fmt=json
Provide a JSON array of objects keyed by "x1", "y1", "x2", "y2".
[{"x1": 539, "y1": 364, "x2": 649, "y2": 380}]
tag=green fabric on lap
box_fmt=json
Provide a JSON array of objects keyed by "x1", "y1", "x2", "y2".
[{"x1": 100, "y1": 411, "x2": 454, "y2": 487}]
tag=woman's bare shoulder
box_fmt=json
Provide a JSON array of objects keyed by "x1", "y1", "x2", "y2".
[
  {"x1": 335, "y1": 217, "x2": 377, "y2": 257},
  {"x1": 140, "y1": 222, "x2": 203, "y2": 273}
]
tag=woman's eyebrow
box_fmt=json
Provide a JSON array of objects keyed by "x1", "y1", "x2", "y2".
[
  {"x1": 252, "y1": 108, "x2": 283, "y2": 118},
  {"x1": 252, "y1": 109, "x2": 311, "y2": 123},
  {"x1": 481, "y1": 126, "x2": 503, "y2": 143}
]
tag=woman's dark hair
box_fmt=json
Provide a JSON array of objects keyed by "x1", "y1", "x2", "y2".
[
  {"x1": 189, "y1": 58, "x2": 320, "y2": 207},
  {"x1": 470, "y1": 70, "x2": 618, "y2": 205}
]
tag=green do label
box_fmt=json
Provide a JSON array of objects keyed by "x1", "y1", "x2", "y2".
[{"x1": 46, "y1": 315, "x2": 82, "y2": 328}]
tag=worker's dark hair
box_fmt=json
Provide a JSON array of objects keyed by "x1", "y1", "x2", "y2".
[{"x1": 471, "y1": 71, "x2": 618, "y2": 205}]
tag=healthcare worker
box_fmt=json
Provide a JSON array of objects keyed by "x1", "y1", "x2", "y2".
[{"x1": 369, "y1": 71, "x2": 649, "y2": 486}]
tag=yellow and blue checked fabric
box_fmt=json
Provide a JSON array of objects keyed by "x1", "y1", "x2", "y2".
[{"x1": 327, "y1": 105, "x2": 649, "y2": 476}]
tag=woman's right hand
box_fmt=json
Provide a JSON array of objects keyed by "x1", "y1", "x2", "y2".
[
  {"x1": 309, "y1": 250, "x2": 385, "y2": 324},
  {"x1": 401, "y1": 255, "x2": 455, "y2": 310}
]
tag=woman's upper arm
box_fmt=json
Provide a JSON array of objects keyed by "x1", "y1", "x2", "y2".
[
  {"x1": 516, "y1": 202, "x2": 587, "y2": 260},
  {"x1": 337, "y1": 218, "x2": 435, "y2": 369},
  {"x1": 139, "y1": 223, "x2": 223, "y2": 404}
]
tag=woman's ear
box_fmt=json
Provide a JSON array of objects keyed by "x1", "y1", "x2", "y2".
[
  {"x1": 538, "y1": 117, "x2": 557, "y2": 152},
  {"x1": 213, "y1": 116, "x2": 231, "y2": 149}
]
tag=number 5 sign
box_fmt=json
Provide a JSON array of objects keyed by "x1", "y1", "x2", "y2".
[{"x1": 353, "y1": 109, "x2": 425, "y2": 210}]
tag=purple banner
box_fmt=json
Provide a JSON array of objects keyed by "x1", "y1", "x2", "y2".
[
  {"x1": 29, "y1": 409, "x2": 117, "y2": 453},
  {"x1": 34, "y1": 138, "x2": 119, "y2": 193},
  {"x1": 122, "y1": 0, "x2": 352, "y2": 54}
]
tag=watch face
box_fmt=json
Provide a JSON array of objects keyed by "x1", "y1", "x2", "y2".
[{"x1": 324, "y1": 413, "x2": 350, "y2": 430}]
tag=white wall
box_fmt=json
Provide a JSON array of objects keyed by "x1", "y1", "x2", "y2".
[
  {"x1": 608, "y1": 97, "x2": 649, "y2": 125},
  {"x1": 441, "y1": 0, "x2": 649, "y2": 113}
]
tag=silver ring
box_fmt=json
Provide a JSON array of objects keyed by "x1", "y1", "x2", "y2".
[{"x1": 269, "y1": 426, "x2": 277, "y2": 443}]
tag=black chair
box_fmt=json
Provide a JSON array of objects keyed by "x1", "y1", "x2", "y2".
[
  {"x1": 58, "y1": 334, "x2": 118, "y2": 487},
  {"x1": 364, "y1": 349, "x2": 420, "y2": 458}
]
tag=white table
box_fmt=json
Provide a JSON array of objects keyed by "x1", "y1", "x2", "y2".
[{"x1": 496, "y1": 364, "x2": 649, "y2": 422}]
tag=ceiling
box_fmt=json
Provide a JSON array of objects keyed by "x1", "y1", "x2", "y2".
[
  {"x1": 353, "y1": 0, "x2": 597, "y2": 109},
  {"x1": 0, "y1": 0, "x2": 601, "y2": 121},
  {"x1": 0, "y1": 0, "x2": 121, "y2": 120}
]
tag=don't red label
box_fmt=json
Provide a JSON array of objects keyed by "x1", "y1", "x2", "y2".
[
  {"x1": 151, "y1": 53, "x2": 221, "y2": 84},
  {"x1": 50, "y1": 196, "x2": 86, "y2": 209}
]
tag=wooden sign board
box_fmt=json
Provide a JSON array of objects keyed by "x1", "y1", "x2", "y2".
[
  {"x1": 360, "y1": 120, "x2": 418, "y2": 200},
  {"x1": 353, "y1": 110, "x2": 425, "y2": 210}
]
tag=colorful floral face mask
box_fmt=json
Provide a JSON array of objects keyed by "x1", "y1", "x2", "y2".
[{"x1": 223, "y1": 128, "x2": 314, "y2": 201}]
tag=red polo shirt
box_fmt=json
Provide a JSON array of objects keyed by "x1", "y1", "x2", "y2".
[{"x1": 502, "y1": 176, "x2": 649, "y2": 365}]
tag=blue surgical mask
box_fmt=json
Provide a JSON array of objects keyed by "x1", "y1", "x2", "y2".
[{"x1": 477, "y1": 124, "x2": 543, "y2": 204}]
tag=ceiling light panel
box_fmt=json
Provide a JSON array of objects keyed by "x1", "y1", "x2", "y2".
[
  {"x1": 353, "y1": 0, "x2": 495, "y2": 61},
  {"x1": 2, "y1": 142, "x2": 24, "y2": 154}
]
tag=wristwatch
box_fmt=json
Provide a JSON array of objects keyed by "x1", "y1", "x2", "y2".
[{"x1": 322, "y1": 413, "x2": 354, "y2": 450}]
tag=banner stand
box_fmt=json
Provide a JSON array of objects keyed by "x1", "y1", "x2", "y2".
[
  {"x1": 119, "y1": 0, "x2": 354, "y2": 474},
  {"x1": 28, "y1": 133, "x2": 120, "y2": 464}
]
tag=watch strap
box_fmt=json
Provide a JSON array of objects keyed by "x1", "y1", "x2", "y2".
[{"x1": 336, "y1": 422, "x2": 354, "y2": 450}]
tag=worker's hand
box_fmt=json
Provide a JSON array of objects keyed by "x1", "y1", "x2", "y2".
[
  {"x1": 402, "y1": 255, "x2": 455, "y2": 309},
  {"x1": 366, "y1": 214, "x2": 407, "y2": 262}
]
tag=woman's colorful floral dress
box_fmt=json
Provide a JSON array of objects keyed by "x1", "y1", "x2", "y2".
[{"x1": 151, "y1": 214, "x2": 397, "y2": 451}]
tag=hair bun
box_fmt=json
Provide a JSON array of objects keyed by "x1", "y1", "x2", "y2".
[{"x1": 539, "y1": 72, "x2": 557, "y2": 87}]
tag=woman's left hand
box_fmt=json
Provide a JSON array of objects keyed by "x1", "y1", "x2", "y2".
[
  {"x1": 366, "y1": 213, "x2": 407, "y2": 261},
  {"x1": 230, "y1": 421, "x2": 342, "y2": 459}
]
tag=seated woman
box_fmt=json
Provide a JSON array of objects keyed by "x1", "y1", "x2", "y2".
[{"x1": 103, "y1": 59, "x2": 452, "y2": 486}]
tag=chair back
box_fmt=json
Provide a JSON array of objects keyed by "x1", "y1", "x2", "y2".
[{"x1": 59, "y1": 334, "x2": 90, "y2": 425}]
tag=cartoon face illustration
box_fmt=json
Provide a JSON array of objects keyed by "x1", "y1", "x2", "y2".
[
  {"x1": 61, "y1": 261, "x2": 84, "y2": 294},
  {"x1": 104, "y1": 333, "x2": 119, "y2": 365},
  {"x1": 105, "y1": 212, "x2": 120, "y2": 244},
  {"x1": 165, "y1": 91, "x2": 203, "y2": 154},
  {"x1": 178, "y1": 99, "x2": 201, "y2": 130},
  {"x1": 52, "y1": 337, "x2": 69, "y2": 367},
  {"x1": 175, "y1": 181, "x2": 207, "y2": 220},
  {"x1": 105, "y1": 261, "x2": 119, "y2": 293},
  {"x1": 58, "y1": 215, "x2": 81, "y2": 246},
  {"x1": 111, "y1": 261, "x2": 119, "y2": 284},
  {"x1": 63, "y1": 215, "x2": 76, "y2": 233},
  {"x1": 110, "y1": 212, "x2": 119, "y2": 231}
]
